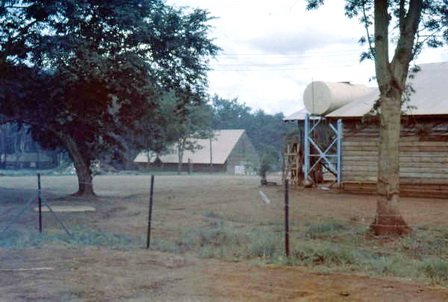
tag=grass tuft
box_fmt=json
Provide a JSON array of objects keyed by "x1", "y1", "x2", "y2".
[
  {"x1": 305, "y1": 220, "x2": 349, "y2": 239},
  {"x1": 0, "y1": 227, "x2": 138, "y2": 249}
]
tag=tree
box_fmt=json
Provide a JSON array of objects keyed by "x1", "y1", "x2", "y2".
[
  {"x1": 307, "y1": 0, "x2": 448, "y2": 235},
  {"x1": 211, "y1": 96, "x2": 252, "y2": 130},
  {"x1": 175, "y1": 103, "x2": 213, "y2": 174},
  {"x1": 0, "y1": 0, "x2": 218, "y2": 196},
  {"x1": 144, "y1": 91, "x2": 213, "y2": 174}
]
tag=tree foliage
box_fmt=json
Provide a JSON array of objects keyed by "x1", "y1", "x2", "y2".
[
  {"x1": 0, "y1": 0, "x2": 219, "y2": 195},
  {"x1": 152, "y1": 92, "x2": 213, "y2": 173},
  {"x1": 307, "y1": 1, "x2": 447, "y2": 63}
]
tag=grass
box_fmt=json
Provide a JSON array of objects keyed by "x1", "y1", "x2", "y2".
[
  {"x1": 400, "y1": 227, "x2": 448, "y2": 259},
  {"x1": 420, "y1": 258, "x2": 448, "y2": 283},
  {"x1": 0, "y1": 227, "x2": 139, "y2": 249},
  {"x1": 149, "y1": 219, "x2": 448, "y2": 285},
  {"x1": 1, "y1": 214, "x2": 447, "y2": 286}
]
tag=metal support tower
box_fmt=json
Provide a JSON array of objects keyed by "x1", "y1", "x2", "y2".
[{"x1": 303, "y1": 114, "x2": 343, "y2": 186}]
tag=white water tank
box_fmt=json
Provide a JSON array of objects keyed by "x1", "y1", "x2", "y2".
[{"x1": 303, "y1": 81, "x2": 372, "y2": 115}]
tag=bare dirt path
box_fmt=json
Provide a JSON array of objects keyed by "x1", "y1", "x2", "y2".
[{"x1": 1, "y1": 247, "x2": 448, "y2": 301}]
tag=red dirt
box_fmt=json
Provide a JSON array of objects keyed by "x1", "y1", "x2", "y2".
[{"x1": 1, "y1": 247, "x2": 448, "y2": 301}]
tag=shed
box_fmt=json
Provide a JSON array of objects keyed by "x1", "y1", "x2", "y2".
[
  {"x1": 326, "y1": 62, "x2": 448, "y2": 198},
  {"x1": 134, "y1": 129, "x2": 260, "y2": 174}
]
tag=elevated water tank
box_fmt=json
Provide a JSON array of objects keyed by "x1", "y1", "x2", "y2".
[{"x1": 303, "y1": 81, "x2": 372, "y2": 115}]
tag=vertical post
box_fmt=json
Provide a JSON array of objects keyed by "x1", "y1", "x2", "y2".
[
  {"x1": 284, "y1": 179, "x2": 290, "y2": 257},
  {"x1": 209, "y1": 137, "x2": 213, "y2": 172},
  {"x1": 336, "y1": 119, "x2": 343, "y2": 187},
  {"x1": 37, "y1": 173, "x2": 42, "y2": 233},
  {"x1": 146, "y1": 175, "x2": 155, "y2": 249},
  {"x1": 188, "y1": 158, "x2": 192, "y2": 174},
  {"x1": 304, "y1": 114, "x2": 310, "y2": 182}
]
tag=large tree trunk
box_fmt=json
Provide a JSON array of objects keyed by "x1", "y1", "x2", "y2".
[
  {"x1": 371, "y1": 89, "x2": 410, "y2": 235},
  {"x1": 55, "y1": 131, "x2": 95, "y2": 197},
  {"x1": 72, "y1": 155, "x2": 95, "y2": 197},
  {"x1": 369, "y1": 0, "x2": 422, "y2": 236}
]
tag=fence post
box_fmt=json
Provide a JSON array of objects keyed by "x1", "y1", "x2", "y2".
[
  {"x1": 146, "y1": 175, "x2": 155, "y2": 249},
  {"x1": 37, "y1": 173, "x2": 42, "y2": 233},
  {"x1": 284, "y1": 179, "x2": 290, "y2": 257}
]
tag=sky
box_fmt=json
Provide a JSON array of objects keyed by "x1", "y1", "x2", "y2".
[{"x1": 168, "y1": 0, "x2": 448, "y2": 116}]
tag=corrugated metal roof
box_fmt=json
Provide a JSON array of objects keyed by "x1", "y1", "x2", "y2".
[
  {"x1": 327, "y1": 62, "x2": 448, "y2": 118},
  {"x1": 134, "y1": 129, "x2": 246, "y2": 165},
  {"x1": 283, "y1": 108, "x2": 307, "y2": 121},
  {"x1": 283, "y1": 108, "x2": 320, "y2": 121}
]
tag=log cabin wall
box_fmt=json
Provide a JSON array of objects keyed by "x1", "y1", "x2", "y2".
[{"x1": 341, "y1": 117, "x2": 448, "y2": 198}]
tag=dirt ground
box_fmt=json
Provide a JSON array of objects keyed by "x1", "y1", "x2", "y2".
[{"x1": 1, "y1": 174, "x2": 448, "y2": 301}]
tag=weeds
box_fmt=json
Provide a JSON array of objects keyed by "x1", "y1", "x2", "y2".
[
  {"x1": 3, "y1": 217, "x2": 447, "y2": 286},
  {"x1": 149, "y1": 220, "x2": 448, "y2": 285},
  {"x1": 0, "y1": 227, "x2": 138, "y2": 249},
  {"x1": 419, "y1": 258, "x2": 448, "y2": 284},
  {"x1": 247, "y1": 230, "x2": 280, "y2": 258},
  {"x1": 305, "y1": 220, "x2": 348, "y2": 239},
  {"x1": 202, "y1": 210, "x2": 222, "y2": 220},
  {"x1": 401, "y1": 228, "x2": 448, "y2": 259}
]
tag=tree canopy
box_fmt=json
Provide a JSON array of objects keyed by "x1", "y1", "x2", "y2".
[{"x1": 0, "y1": 0, "x2": 219, "y2": 195}]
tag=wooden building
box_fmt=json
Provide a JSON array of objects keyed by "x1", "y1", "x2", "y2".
[
  {"x1": 134, "y1": 129, "x2": 260, "y2": 174},
  {"x1": 325, "y1": 62, "x2": 448, "y2": 198},
  {"x1": 0, "y1": 123, "x2": 58, "y2": 169}
]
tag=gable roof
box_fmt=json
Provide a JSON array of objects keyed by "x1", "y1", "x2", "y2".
[
  {"x1": 327, "y1": 62, "x2": 448, "y2": 118},
  {"x1": 134, "y1": 129, "x2": 246, "y2": 165}
]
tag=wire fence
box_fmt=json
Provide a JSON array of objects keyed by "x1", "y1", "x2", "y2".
[{"x1": 1, "y1": 174, "x2": 447, "y2": 270}]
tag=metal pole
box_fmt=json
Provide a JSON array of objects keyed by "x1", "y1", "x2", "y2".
[
  {"x1": 304, "y1": 114, "x2": 310, "y2": 182},
  {"x1": 37, "y1": 173, "x2": 42, "y2": 233},
  {"x1": 284, "y1": 179, "x2": 290, "y2": 257},
  {"x1": 146, "y1": 175, "x2": 155, "y2": 249},
  {"x1": 337, "y1": 119, "x2": 343, "y2": 187}
]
